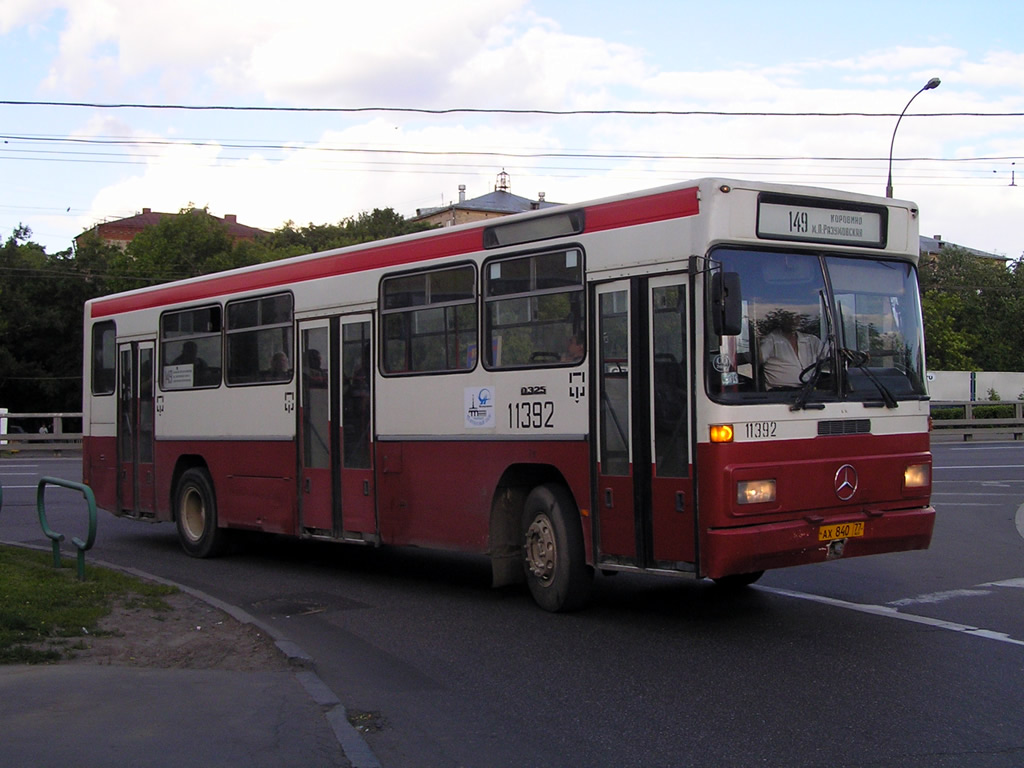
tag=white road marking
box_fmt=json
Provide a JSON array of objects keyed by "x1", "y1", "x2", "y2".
[
  {"x1": 757, "y1": 585, "x2": 1024, "y2": 648},
  {"x1": 984, "y1": 578, "x2": 1024, "y2": 589},
  {"x1": 938, "y1": 464, "x2": 1024, "y2": 470},
  {"x1": 888, "y1": 589, "x2": 992, "y2": 606}
]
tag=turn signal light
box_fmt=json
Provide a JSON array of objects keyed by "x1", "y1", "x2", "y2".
[{"x1": 710, "y1": 424, "x2": 734, "y2": 443}]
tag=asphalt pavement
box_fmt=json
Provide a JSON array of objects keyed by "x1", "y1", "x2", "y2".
[{"x1": 0, "y1": 543, "x2": 380, "y2": 768}]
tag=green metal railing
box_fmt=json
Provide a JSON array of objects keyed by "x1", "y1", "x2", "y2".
[{"x1": 36, "y1": 476, "x2": 97, "y2": 580}]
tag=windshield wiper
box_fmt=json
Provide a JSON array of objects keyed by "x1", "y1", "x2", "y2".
[
  {"x1": 789, "y1": 339, "x2": 831, "y2": 411},
  {"x1": 841, "y1": 349, "x2": 899, "y2": 409}
]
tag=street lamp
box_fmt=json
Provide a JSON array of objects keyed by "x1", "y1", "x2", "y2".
[{"x1": 885, "y1": 77, "x2": 941, "y2": 198}]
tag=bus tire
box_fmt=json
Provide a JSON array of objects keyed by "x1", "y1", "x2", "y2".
[
  {"x1": 174, "y1": 468, "x2": 228, "y2": 558},
  {"x1": 521, "y1": 483, "x2": 592, "y2": 612}
]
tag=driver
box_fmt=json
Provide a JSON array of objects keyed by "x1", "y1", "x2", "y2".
[{"x1": 759, "y1": 313, "x2": 822, "y2": 389}]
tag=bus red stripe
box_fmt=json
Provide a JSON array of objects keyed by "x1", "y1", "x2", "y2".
[{"x1": 89, "y1": 185, "x2": 701, "y2": 318}]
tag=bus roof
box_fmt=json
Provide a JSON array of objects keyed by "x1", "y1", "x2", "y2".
[{"x1": 87, "y1": 178, "x2": 916, "y2": 319}]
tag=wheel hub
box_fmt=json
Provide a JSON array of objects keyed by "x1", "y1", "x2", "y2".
[
  {"x1": 181, "y1": 488, "x2": 206, "y2": 542},
  {"x1": 525, "y1": 514, "x2": 556, "y2": 583}
]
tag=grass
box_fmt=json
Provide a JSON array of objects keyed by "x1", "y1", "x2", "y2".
[{"x1": 0, "y1": 545, "x2": 176, "y2": 664}]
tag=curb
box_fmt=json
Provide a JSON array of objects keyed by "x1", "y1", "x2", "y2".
[{"x1": 1, "y1": 540, "x2": 382, "y2": 768}]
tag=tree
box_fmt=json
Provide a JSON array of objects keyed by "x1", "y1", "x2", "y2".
[
  {"x1": 0, "y1": 226, "x2": 104, "y2": 412},
  {"x1": 258, "y1": 208, "x2": 436, "y2": 255},
  {"x1": 0, "y1": 206, "x2": 434, "y2": 414},
  {"x1": 109, "y1": 206, "x2": 260, "y2": 291},
  {"x1": 918, "y1": 246, "x2": 1024, "y2": 371}
]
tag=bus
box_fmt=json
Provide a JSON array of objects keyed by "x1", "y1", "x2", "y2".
[{"x1": 82, "y1": 178, "x2": 934, "y2": 611}]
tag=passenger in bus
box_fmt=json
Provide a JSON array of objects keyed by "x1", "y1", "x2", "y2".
[
  {"x1": 759, "y1": 312, "x2": 822, "y2": 389},
  {"x1": 267, "y1": 351, "x2": 290, "y2": 381},
  {"x1": 562, "y1": 334, "x2": 584, "y2": 363},
  {"x1": 305, "y1": 349, "x2": 327, "y2": 387},
  {"x1": 172, "y1": 341, "x2": 201, "y2": 367}
]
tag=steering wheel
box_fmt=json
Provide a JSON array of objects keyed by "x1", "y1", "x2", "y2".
[{"x1": 798, "y1": 359, "x2": 833, "y2": 384}]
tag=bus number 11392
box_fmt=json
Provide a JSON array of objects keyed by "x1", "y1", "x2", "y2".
[{"x1": 509, "y1": 401, "x2": 555, "y2": 429}]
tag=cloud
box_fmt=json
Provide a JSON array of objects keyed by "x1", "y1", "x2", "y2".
[
  {"x1": 4, "y1": 2, "x2": 1020, "y2": 259},
  {"x1": 81, "y1": 117, "x2": 572, "y2": 235},
  {"x1": 828, "y1": 46, "x2": 965, "y2": 75},
  {"x1": 35, "y1": 0, "x2": 528, "y2": 103},
  {"x1": 0, "y1": 0, "x2": 61, "y2": 34}
]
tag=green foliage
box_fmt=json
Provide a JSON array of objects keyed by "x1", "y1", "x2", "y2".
[
  {"x1": 0, "y1": 206, "x2": 424, "y2": 413},
  {"x1": 0, "y1": 226, "x2": 107, "y2": 411},
  {"x1": 919, "y1": 246, "x2": 1024, "y2": 371},
  {"x1": 260, "y1": 208, "x2": 436, "y2": 255},
  {"x1": 973, "y1": 404, "x2": 1015, "y2": 419},
  {"x1": 0, "y1": 545, "x2": 175, "y2": 664}
]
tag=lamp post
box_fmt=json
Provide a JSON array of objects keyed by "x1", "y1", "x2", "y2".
[{"x1": 885, "y1": 77, "x2": 941, "y2": 198}]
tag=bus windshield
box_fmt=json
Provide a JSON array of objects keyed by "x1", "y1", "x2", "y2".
[{"x1": 706, "y1": 248, "x2": 927, "y2": 405}]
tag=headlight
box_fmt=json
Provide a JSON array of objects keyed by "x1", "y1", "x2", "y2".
[
  {"x1": 737, "y1": 479, "x2": 776, "y2": 505},
  {"x1": 904, "y1": 463, "x2": 930, "y2": 488}
]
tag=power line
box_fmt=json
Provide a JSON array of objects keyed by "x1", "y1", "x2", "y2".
[
  {"x1": 2, "y1": 133, "x2": 1021, "y2": 166},
  {"x1": 2, "y1": 99, "x2": 1022, "y2": 118}
]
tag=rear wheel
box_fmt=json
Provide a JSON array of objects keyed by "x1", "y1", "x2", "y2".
[
  {"x1": 174, "y1": 468, "x2": 228, "y2": 558},
  {"x1": 521, "y1": 483, "x2": 592, "y2": 612}
]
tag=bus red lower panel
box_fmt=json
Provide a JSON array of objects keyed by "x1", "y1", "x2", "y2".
[
  {"x1": 153, "y1": 440, "x2": 298, "y2": 533},
  {"x1": 83, "y1": 435, "x2": 118, "y2": 513},
  {"x1": 702, "y1": 505, "x2": 935, "y2": 579},
  {"x1": 376, "y1": 439, "x2": 591, "y2": 555}
]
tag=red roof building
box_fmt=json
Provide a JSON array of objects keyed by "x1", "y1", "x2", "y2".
[{"x1": 76, "y1": 208, "x2": 269, "y2": 250}]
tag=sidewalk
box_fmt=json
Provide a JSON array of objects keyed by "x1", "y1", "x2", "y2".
[{"x1": 0, "y1": 558, "x2": 381, "y2": 768}]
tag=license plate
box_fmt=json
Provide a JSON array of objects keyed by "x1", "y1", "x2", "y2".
[{"x1": 818, "y1": 521, "x2": 865, "y2": 541}]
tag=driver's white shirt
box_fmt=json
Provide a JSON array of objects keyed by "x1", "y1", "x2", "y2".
[{"x1": 760, "y1": 330, "x2": 822, "y2": 389}]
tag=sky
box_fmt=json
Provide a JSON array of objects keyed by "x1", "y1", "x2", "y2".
[{"x1": 1, "y1": 0, "x2": 1021, "y2": 258}]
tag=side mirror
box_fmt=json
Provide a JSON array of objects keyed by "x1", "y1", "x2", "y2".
[{"x1": 711, "y1": 272, "x2": 742, "y2": 337}]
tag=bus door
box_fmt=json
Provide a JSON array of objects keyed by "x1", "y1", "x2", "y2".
[
  {"x1": 299, "y1": 316, "x2": 378, "y2": 539},
  {"x1": 594, "y1": 275, "x2": 695, "y2": 569},
  {"x1": 339, "y1": 316, "x2": 376, "y2": 537},
  {"x1": 299, "y1": 320, "x2": 333, "y2": 532},
  {"x1": 117, "y1": 340, "x2": 156, "y2": 517}
]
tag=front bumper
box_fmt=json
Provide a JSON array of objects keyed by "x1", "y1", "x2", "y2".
[{"x1": 703, "y1": 505, "x2": 935, "y2": 579}]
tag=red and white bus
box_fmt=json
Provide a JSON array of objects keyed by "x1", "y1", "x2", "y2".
[{"x1": 82, "y1": 178, "x2": 934, "y2": 611}]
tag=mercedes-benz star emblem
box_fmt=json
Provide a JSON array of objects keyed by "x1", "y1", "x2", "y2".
[{"x1": 834, "y1": 464, "x2": 858, "y2": 501}]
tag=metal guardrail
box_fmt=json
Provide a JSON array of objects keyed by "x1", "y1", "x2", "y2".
[
  {"x1": 36, "y1": 476, "x2": 98, "y2": 580},
  {"x1": 2, "y1": 405, "x2": 1022, "y2": 446},
  {"x1": 931, "y1": 400, "x2": 1024, "y2": 441},
  {"x1": 0, "y1": 412, "x2": 83, "y2": 453}
]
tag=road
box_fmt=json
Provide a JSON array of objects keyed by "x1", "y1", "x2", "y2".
[{"x1": 2, "y1": 442, "x2": 1024, "y2": 767}]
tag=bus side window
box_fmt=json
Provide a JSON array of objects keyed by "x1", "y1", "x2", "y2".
[
  {"x1": 225, "y1": 293, "x2": 294, "y2": 386},
  {"x1": 483, "y1": 248, "x2": 585, "y2": 369},
  {"x1": 380, "y1": 264, "x2": 477, "y2": 375},
  {"x1": 160, "y1": 305, "x2": 223, "y2": 390},
  {"x1": 92, "y1": 320, "x2": 117, "y2": 395}
]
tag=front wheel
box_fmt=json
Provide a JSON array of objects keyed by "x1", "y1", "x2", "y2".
[
  {"x1": 521, "y1": 483, "x2": 592, "y2": 612},
  {"x1": 174, "y1": 467, "x2": 228, "y2": 558}
]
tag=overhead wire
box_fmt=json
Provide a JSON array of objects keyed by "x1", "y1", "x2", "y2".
[{"x1": 2, "y1": 99, "x2": 1023, "y2": 118}]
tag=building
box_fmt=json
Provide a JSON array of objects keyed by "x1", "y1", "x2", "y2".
[
  {"x1": 410, "y1": 170, "x2": 560, "y2": 228},
  {"x1": 76, "y1": 208, "x2": 269, "y2": 250},
  {"x1": 919, "y1": 234, "x2": 1006, "y2": 262}
]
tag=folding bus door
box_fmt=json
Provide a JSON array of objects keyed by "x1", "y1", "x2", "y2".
[
  {"x1": 593, "y1": 275, "x2": 695, "y2": 570},
  {"x1": 299, "y1": 320, "x2": 333, "y2": 533},
  {"x1": 117, "y1": 340, "x2": 156, "y2": 517},
  {"x1": 339, "y1": 315, "x2": 376, "y2": 538},
  {"x1": 298, "y1": 316, "x2": 378, "y2": 541}
]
